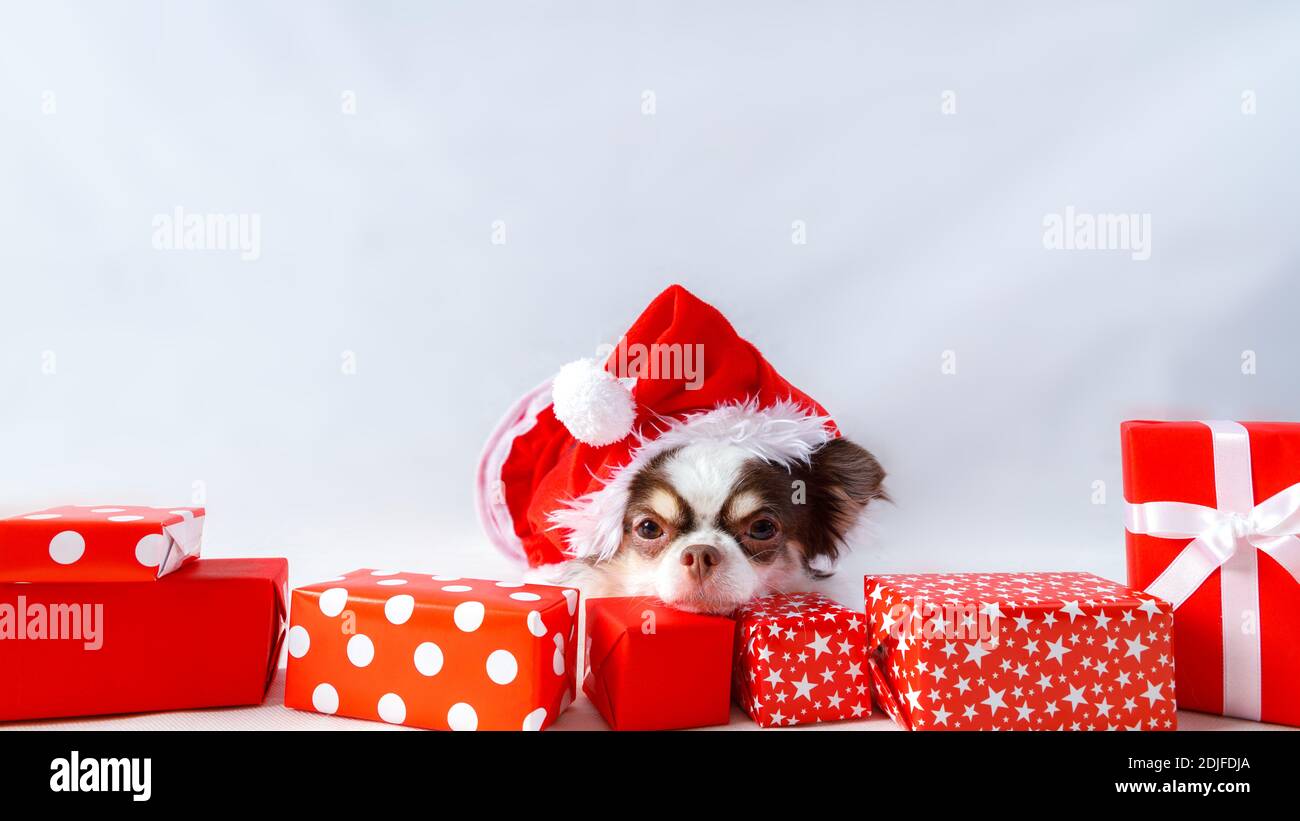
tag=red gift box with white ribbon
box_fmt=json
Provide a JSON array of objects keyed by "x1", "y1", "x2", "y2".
[
  {"x1": 866, "y1": 572, "x2": 1177, "y2": 731},
  {"x1": 1123, "y1": 420, "x2": 1300, "y2": 726},
  {"x1": 0, "y1": 505, "x2": 204, "y2": 582},
  {"x1": 733, "y1": 593, "x2": 871, "y2": 727}
]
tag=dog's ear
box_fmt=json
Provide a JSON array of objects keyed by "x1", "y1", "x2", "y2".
[{"x1": 800, "y1": 437, "x2": 887, "y2": 567}]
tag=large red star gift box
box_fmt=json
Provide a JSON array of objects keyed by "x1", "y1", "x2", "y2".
[
  {"x1": 584, "y1": 597, "x2": 736, "y2": 730},
  {"x1": 1, "y1": 558, "x2": 286, "y2": 721},
  {"x1": 1123, "y1": 420, "x2": 1300, "y2": 727},
  {"x1": 865, "y1": 572, "x2": 1177, "y2": 731},
  {"x1": 284, "y1": 569, "x2": 578, "y2": 730},
  {"x1": 0, "y1": 505, "x2": 204, "y2": 582},
  {"x1": 733, "y1": 593, "x2": 870, "y2": 727}
]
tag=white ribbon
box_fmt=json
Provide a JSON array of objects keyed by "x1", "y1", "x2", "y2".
[{"x1": 1125, "y1": 420, "x2": 1300, "y2": 721}]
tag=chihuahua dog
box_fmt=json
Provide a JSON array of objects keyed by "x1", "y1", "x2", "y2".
[{"x1": 546, "y1": 436, "x2": 885, "y2": 614}]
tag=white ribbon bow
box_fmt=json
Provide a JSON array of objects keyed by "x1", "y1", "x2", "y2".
[{"x1": 1124, "y1": 420, "x2": 1300, "y2": 721}]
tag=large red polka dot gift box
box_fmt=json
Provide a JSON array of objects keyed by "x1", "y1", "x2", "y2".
[
  {"x1": 1123, "y1": 421, "x2": 1300, "y2": 727},
  {"x1": 733, "y1": 593, "x2": 871, "y2": 728},
  {"x1": 865, "y1": 572, "x2": 1178, "y2": 731},
  {"x1": 284, "y1": 570, "x2": 578, "y2": 730},
  {"x1": 1, "y1": 558, "x2": 287, "y2": 721},
  {"x1": 0, "y1": 505, "x2": 204, "y2": 582},
  {"x1": 583, "y1": 597, "x2": 736, "y2": 730}
]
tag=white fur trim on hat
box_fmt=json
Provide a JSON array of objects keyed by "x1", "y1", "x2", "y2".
[
  {"x1": 550, "y1": 358, "x2": 636, "y2": 446},
  {"x1": 547, "y1": 399, "x2": 833, "y2": 562}
]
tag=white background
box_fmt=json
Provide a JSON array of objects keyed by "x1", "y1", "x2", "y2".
[{"x1": 3, "y1": 1, "x2": 1299, "y2": 605}]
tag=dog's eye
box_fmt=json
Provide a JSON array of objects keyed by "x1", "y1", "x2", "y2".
[
  {"x1": 635, "y1": 520, "x2": 663, "y2": 540},
  {"x1": 747, "y1": 518, "x2": 778, "y2": 541}
]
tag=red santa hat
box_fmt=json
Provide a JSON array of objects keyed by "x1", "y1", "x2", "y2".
[{"x1": 476, "y1": 284, "x2": 839, "y2": 567}]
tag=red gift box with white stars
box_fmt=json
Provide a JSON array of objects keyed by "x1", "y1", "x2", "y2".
[
  {"x1": 0, "y1": 505, "x2": 204, "y2": 582},
  {"x1": 865, "y1": 572, "x2": 1177, "y2": 731},
  {"x1": 285, "y1": 569, "x2": 578, "y2": 731},
  {"x1": 733, "y1": 593, "x2": 871, "y2": 727}
]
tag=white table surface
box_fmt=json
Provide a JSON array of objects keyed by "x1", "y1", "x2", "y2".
[{"x1": 4, "y1": 668, "x2": 1293, "y2": 732}]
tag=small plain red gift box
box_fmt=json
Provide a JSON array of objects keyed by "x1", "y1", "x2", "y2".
[
  {"x1": 0, "y1": 505, "x2": 205, "y2": 582},
  {"x1": 583, "y1": 597, "x2": 736, "y2": 730},
  {"x1": 0, "y1": 558, "x2": 286, "y2": 721}
]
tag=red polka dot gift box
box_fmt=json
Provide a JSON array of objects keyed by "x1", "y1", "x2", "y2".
[
  {"x1": 1, "y1": 558, "x2": 287, "y2": 721},
  {"x1": 733, "y1": 593, "x2": 871, "y2": 728},
  {"x1": 865, "y1": 572, "x2": 1178, "y2": 731},
  {"x1": 284, "y1": 570, "x2": 578, "y2": 731},
  {"x1": 583, "y1": 597, "x2": 736, "y2": 730},
  {"x1": 0, "y1": 505, "x2": 204, "y2": 582}
]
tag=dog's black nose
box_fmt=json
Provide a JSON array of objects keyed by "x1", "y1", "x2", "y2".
[{"x1": 681, "y1": 544, "x2": 721, "y2": 583}]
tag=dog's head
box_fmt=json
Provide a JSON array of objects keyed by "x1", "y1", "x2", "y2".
[{"x1": 585, "y1": 437, "x2": 885, "y2": 614}]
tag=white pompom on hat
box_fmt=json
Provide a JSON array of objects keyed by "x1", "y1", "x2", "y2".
[{"x1": 550, "y1": 358, "x2": 636, "y2": 447}]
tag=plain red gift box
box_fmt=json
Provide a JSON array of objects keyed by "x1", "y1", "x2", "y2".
[
  {"x1": 583, "y1": 597, "x2": 736, "y2": 730},
  {"x1": 1122, "y1": 420, "x2": 1300, "y2": 726},
  {"x1": 0, "y1": 558, "x2": 287, "y2": 721}
]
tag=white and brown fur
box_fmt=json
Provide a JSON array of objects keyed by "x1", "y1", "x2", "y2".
[{"x1": 546, "y1": 437, "x2": 885, "y2": 614}]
